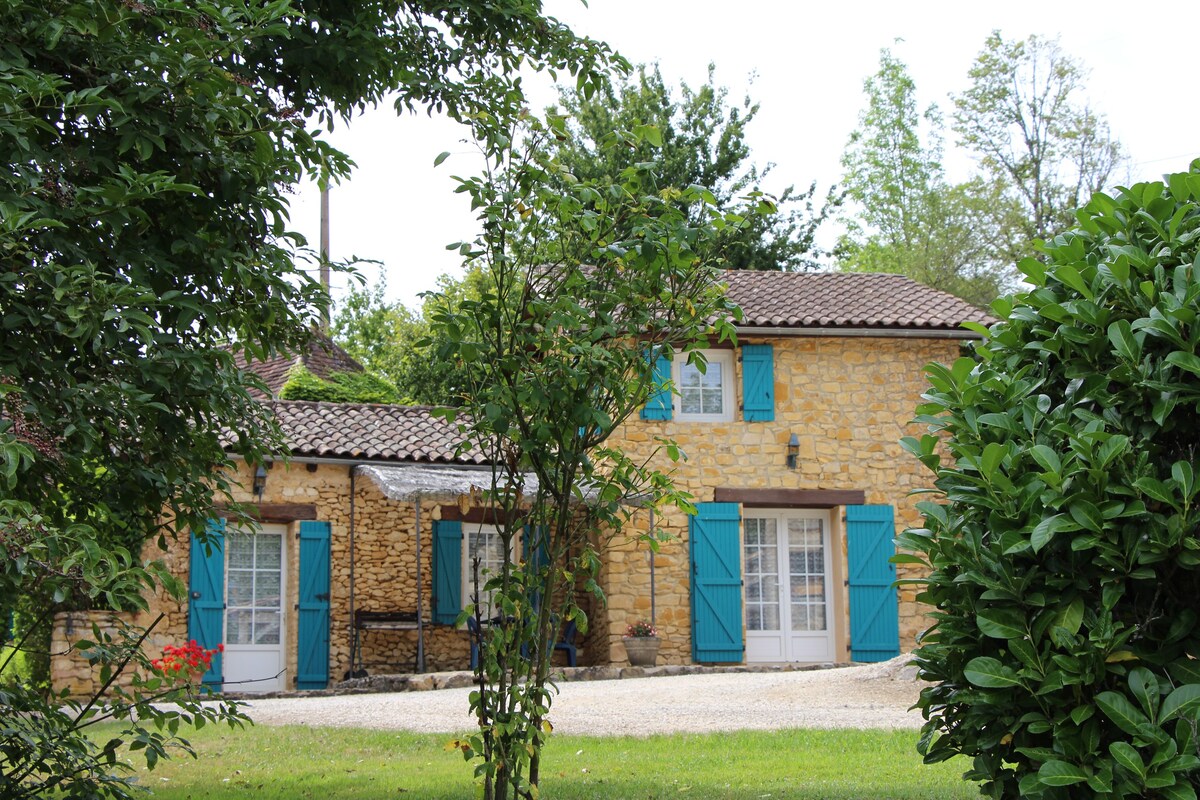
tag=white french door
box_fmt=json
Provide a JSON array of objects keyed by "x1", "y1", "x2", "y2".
[
  {"x1": 744, "y1": 510, "x2": 834, "y2": 663},
  {"x1": 223, "y1": 523, "x2": 286, "y2": 692}
]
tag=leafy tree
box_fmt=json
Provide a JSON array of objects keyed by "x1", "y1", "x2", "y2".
[
  {"x1": 953, "y1": 32, "x2": 1126, "y2": 258},
  {"x1": 904, "y1": 162, "x2": 1200, "y2": 799},
  {"x1": 549, "y1": 63, "x2": 838, "y2": 271},
  {"x1": 437, "y1": 111, "x2": 758, "y2": 798},
  {"x1": 332, "y1": 271, "x2": 484, "y2": 405},
  {"x1": 0, "y1": 0, "x2": 617, "y2": 797},
  {"x1": 838, "y1": 48, "x2": 1018, "y2": 306}
]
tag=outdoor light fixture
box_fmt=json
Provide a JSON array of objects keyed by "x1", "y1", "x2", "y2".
[
  {"x1": 253, "y1": 464, "x2": 268, "y2": 502},
  {"x1": 786, "y1": 433, "x2": 800, "y2": 470}
]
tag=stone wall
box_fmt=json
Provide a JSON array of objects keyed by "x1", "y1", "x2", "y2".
[
  {"x1": 598, "y1": 334, "x2": 962, "y2": 665},
  {"x1": 49, "y1": 461, "x2": 598, "y2": 694},
  {"x1": 50, "y1": 463, "x2": 471, "y2": 693}
]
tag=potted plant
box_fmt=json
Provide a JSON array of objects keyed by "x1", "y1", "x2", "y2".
[{"x1": 621, "y1": 619, "x2": 660, "y2": 666}]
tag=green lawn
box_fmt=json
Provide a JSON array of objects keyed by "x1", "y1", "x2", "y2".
[{"x1": 126, "y1": 724, "x2": 977, "y2": 800}]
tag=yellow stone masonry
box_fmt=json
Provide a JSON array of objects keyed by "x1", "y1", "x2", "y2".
[{"x1": 598, "y1": 335, "x2": 960, "y2": 665}]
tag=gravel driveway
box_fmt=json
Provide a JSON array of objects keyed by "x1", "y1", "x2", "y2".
[{"x1": 234, "y1": 659, "x2": 925, "y2": 736}]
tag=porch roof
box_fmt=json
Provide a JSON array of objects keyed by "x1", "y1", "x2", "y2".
[
  {"x1": 359, "y1": 464, "x2": 536, "y2": 503},
  {"x1": 359, "y1": 464, "x2": 649, "y2": 506}
]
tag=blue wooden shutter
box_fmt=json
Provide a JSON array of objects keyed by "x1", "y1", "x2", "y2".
[
  {"x1": 741, "y1": 344, "x2": 775, "y2": 422},
  {"x1": 187, "y1": 519, "x2": 225, "y2": 685},
  {"x1": 846, "y1": 505, "x2": 900, "y2": 662},
  {"x1": 641, "y1": 349, "x2": 673, "y2": 421},
  {"x1": 297, "y1": 521, "x2": 331, "y2": 690},
  {"x1": 432, "y1": 520, "x2": 463, "y2": 624},
  {"x1": 689, "y1": 502, "x2": 744, "y2": 662}
]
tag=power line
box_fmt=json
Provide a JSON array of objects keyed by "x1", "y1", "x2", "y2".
[{"x1": 1134, "y1": 151, "x2": 1200, "y2": 167}]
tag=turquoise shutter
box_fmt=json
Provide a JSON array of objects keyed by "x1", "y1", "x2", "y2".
[
  {"x1": 741, "y1": 344, "x2": 774, "y2": 422},
  {"x1": 689, "y1": 502, "x2": 744, "y2": 662},
  {"x1": 846, "y1": 505, "x2": 900, "y2": 662},
  {"x1": 641, "y1": 349, "x2": 672, "y2": 421},
  {"x1": 432, "y1": 520, "x2": 463, "y2": 624},
  {"x1": 297, "y1": 521, "x2": 331, "y2": 690},
  {"x1": 187, "y1": 519, "x2": 225, "y2": 685}
]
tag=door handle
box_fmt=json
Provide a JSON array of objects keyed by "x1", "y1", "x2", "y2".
[{"x1": 191, "y1": 591, "x2": 201, "y2": 599}]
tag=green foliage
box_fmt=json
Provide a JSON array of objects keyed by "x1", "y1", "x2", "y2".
[
  {"x1": 549, "y1": 63, "x2": 838, "y2": 271},
  {"x1": 0, "y1": 505, "x2": 250, "y2": 799},
  {"x1": 436, "y1": 108, "x2": 755, "y2": 799},
  {"x1": 953, "y1": 32, "x2": 1126, "y2": 257},
  {"x1": 278, "y1": 365, "x2": 401, "y2": 405},
  {"x1": 332, "y1": 271, "x2": 487, "y2": 406},
  {"x1": 905, "y1": 162, "x2": 1200, "y2": 799},
  {"x1": 838, "y1": 48, "x2": 1019, "y2": 306}
]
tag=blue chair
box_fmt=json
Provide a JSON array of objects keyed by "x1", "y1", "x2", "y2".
[{"x1": 553, "y1": 619, "x2": 578, "y2": 667}]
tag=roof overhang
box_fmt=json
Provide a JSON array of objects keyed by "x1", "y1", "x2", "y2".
[{"x1": 735, "y1": 325, "x2": 984, "y2": 340}]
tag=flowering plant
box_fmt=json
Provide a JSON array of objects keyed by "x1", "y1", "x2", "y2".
[
  {"x1": 624, "y1": 619, "x2": 658, "y2": 638},
  {"x1": 151, "y1": 640, "x2": 223, "y2": 683}
]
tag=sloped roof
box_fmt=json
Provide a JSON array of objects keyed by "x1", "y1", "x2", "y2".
[
  {"x1": 269, "y1": 401, "x2": 484, "y2": 464},
  {"x1": 721, "y1": 271, "x2": 994, "y2": 331},
  {"x1": 234, "y1": 333, "x2": 364, "y2": 398}
]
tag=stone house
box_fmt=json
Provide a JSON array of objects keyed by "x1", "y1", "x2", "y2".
[{"x1": 50, "y1": 271, "x2": 990, "y2": 694}]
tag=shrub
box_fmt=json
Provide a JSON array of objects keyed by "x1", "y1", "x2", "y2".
[
  {"x1": 904, "y1": 162, "x2": 1200, "y2": 799},
  {"x1": 278, "y1": 366, "x2": 401, "y2": 404}
]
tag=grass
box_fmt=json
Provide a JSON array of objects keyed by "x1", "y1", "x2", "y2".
[{"x1": 120, "y1": 724, "x2": 977, "y2": 800}]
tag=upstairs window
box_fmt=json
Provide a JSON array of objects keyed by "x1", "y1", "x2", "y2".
[{"x1": 674, "y1": 350, "x2": 734, "y2": 422}]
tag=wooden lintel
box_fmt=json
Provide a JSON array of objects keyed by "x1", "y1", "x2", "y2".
[
  {"x1": 712, "y1": 488, "x2": 866, "y2": 509},
  {"x1": 439, "y1": 506, "x2": 525, "y2": 526},
  {"x1": 216, "y1": 503, "x2": 318, "y2": 522}
]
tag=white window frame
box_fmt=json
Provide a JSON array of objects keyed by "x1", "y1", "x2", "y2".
[
  {"x1": 673, "y1": 349, "x2": 735, "y2": 422},
  {"x1": 462, "y1": 524, "x2": 518, "y2": 619}
]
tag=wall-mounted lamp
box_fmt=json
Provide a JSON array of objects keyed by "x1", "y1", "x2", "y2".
[
  {"x1": 253, "y1": 464, "x2": 269, "y2": 502},
  {"x1": 786, "y1": 433, "x2": 800, "y2": 470}
]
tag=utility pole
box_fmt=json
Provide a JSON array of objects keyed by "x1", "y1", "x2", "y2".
[{"x1": 319, "y1": 184, "x2": 331, "y2": 333}]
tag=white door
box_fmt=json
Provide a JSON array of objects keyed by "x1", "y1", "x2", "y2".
[
  {"x1": 224, "y1": 523, "x2": 286, "y2": 692},
  {"x1": 744, "y1": 510, "x2": 834, "y2": 663}
]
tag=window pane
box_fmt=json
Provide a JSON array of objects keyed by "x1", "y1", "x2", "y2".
[
  {"x1": 228, "y1": 531, "x2": 253, "y2": 567},
  {"x1": 254, "y1": 610, "x2": 281, "y2": 645},
  {"x1": 747, "y1": 606, "x2": 762, "y2": 631},
  {"x1": 256, "y1": 535, "x2": 282, "y2": 570},
  {"x1": 256, "y1": 571, "x2": 281, "y2": 608},
  {"x1": 679, "y1": 363, "x2": 703, "y2": 388},
  {"x1": 227, "y1": 608, "x2": 253, "y2": 645},
  {"x1": 743, "y1": 517, "x2": 780, "y2": 633},
  {"x1": 701, "y1": 387, "x2": 723, "y2": 414},
  {"x1": 681, "y1": 388, "x2": 702, "y2": 414},
  {"x1": 228, "y1": 569, "x2": 253, "y2": 607},
  {"x1": 788, "y1": 517, "x2": 827, "y2": 632},
  {"x1": 761, "y1": 603, "x2": 780, "y2": 631},
  {"x1": 701, "y1": 362, "x2": 723, "y2": 388}
]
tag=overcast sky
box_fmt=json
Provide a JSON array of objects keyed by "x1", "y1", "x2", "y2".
[{"x1": 290, "y1": 0, "x2": 1200, "y2": 311}]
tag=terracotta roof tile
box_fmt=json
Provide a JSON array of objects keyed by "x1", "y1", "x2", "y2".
[
  {"x1": 268, "y1": 401, "x2": 484, "y2": 465},
  {"x1": 721, "y1": 271, "x2": 995, "y2": 331},
  {"x1": 234, "y1": 334, "x2": 364, "y2": 398}
]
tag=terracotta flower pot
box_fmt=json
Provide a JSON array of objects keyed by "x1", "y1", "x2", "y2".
[{"x1": 622, "y1": 636, "x2": 660, "y2": 667}]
